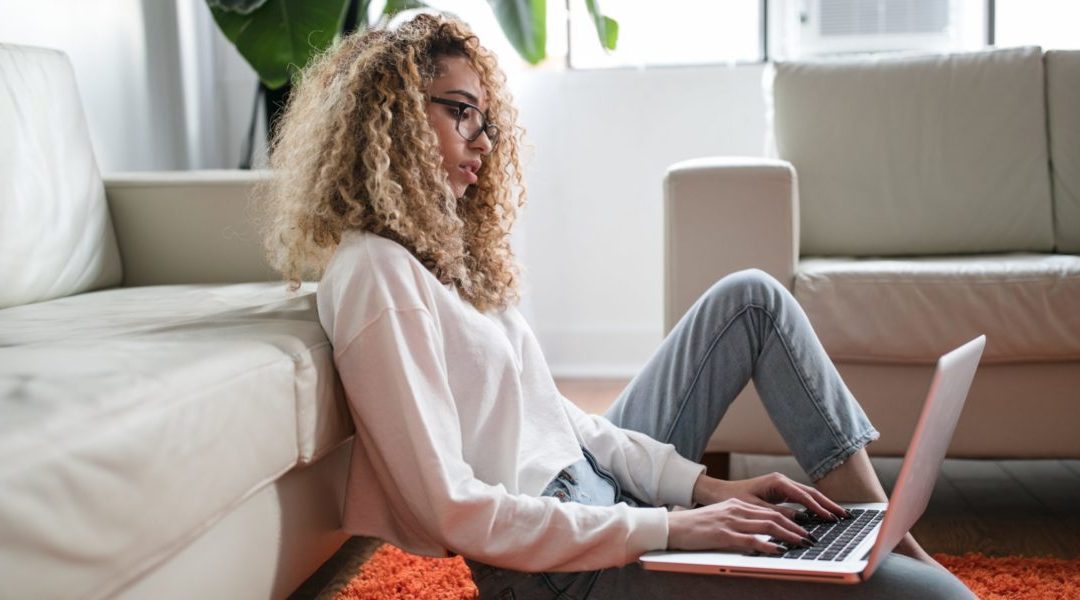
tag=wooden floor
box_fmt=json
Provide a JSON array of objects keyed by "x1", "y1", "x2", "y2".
[
  {"x1": 292, "y1": 377, "x2": 1080, "y2": 598},
  {"x1": 557, "y1": 377, "x2": 1080, "y2": 559}
]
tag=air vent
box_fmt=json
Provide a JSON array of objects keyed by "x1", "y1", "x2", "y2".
[{"x1": 818, "y1": 0, "x2": 949, "y2": 37}]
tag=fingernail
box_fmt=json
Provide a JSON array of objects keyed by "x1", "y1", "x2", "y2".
[
  {"x1": 807, "y1": 533, "x2": 820, "y2": 543},
  {"x1": 801, "y1": 537, "x2": 814, "y2": 548},
  {"x1": 774, "y1": 544, "x2": 787, "y2": 554},
  {"x1": 845, "y1": 510, "x2": 855, "y2": 519}
]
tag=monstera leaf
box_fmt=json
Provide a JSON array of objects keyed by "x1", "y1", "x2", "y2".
[
  {"x1": 584, "y1": 0, "x2": 617, "y2": 51},
  {"x1": 208, "y1": 0, "x2": 352, "y2": 89}
]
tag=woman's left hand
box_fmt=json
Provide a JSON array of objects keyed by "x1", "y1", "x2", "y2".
[{"x1": 691, "y1": 472, "x2": 848, "y2": 522}]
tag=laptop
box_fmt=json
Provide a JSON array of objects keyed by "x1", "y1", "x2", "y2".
[{"x1": 639, "y1": 335, "x2": 986, "y2": 584}]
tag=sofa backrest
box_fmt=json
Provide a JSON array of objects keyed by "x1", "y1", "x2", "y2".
[
  {"x1": 1046, "y1": 50, "x2": 1080, "y2": 253},
  {"x1": 0, "y1": 44, "x2": 121, "y2": 310},
  {"x1": 770, "y1": 46, "x2": 1055, "y2": 257}
]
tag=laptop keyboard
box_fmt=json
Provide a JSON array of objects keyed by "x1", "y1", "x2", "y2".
[{"x1": 754, "y1": 508, "x2": 884, "y2": 562}]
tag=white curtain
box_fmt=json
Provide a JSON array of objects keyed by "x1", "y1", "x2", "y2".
[{"x1": 175, "y1": 0, "x2": 265, "y2": 170}]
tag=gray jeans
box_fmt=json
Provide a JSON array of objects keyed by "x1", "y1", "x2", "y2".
[{"x1": 466, "y1": 269, "x2": 975, "y2": 599}]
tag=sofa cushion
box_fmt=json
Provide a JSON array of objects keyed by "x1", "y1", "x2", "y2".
[
  {"x1": 1046, "y1": 50, "x2": 1080, "y2": 253},
  {"x1": 0, "y1": 44, "x2": 122, "y2": 309},
  {"x1": 794, "y1": 254, "x2": 1080, "y2": 364},
  {"x1": 0, "y1": 282, "x2": 349, "y2": 462},
  {"x1": 0, "y1": 283, "x2": 350, "y2": 599},
  {"x1": 771, "y1": 46, "x2": 1055, "y2": 256}
]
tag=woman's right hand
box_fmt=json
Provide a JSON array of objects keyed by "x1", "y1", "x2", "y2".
[{"x1": 666, "y1": 498, "x2": 813, "y2": 555}]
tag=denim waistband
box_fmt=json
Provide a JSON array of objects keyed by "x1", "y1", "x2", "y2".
[{"x1": 540, "y1": 446, "x2": 641, "y2": 508}]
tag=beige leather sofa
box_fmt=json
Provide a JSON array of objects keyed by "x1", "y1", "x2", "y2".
[
  {"x1": 664, "y1": 46, "x2": 1080, "y2": 461},
  {"x1": 0, "y1": 44, "x2": 354, "y2": 598}
]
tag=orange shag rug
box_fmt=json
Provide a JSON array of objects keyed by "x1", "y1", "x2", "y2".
[{"x1": 332, "y1": 544, "x2": 1080, "y2": 599}]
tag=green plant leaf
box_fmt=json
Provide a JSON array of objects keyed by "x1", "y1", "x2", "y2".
[
  {"x1": 208, "y1": 0, "x2": 350, "y2": 89},
  {"x1": 584, "y1": 0, "x2": 617, "y2": 50},
  {"x1": 488, "y1": 0, "x2": 546, "y2": 65}
]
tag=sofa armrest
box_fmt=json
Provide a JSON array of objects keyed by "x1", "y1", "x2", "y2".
[
  {"x1": 104, "y1": 170, "x2": 280, "y2": 286},
  {"x1": 663, "y1": 157, "x2": 799, "y2": 333}
]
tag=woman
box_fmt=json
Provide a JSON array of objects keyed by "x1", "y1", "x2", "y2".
[{"x1": 261, "y1": 13, "x2": 975, "y2": 600}]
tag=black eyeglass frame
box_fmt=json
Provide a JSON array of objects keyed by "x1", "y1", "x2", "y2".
[{"x1": 428, "y1": 96, "x2": 500, "y2": 148}]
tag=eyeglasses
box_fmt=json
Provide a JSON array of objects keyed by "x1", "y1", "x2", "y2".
[{"x1": 429, "y1": 96, "x2": 500, "y2": 149}]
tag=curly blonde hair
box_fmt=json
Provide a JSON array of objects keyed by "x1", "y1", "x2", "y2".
[{"x1": 259, "y1": 13, "x2": 526, "y2": 312}]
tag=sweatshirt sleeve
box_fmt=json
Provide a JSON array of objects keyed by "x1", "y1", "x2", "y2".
[
  {"x1": 559, "y1": 397, "x2": 706, "y2": 509},
  {"x1": 333, "y1": 306, "x2": 672, "y2": 572}
]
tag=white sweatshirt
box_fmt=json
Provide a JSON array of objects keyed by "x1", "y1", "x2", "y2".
[{"x1": 316, "y1": 230, "x2": 706, "y2": 572}]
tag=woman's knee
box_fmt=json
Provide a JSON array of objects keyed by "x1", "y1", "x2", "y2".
[{"x1": 706, "y1": 268, "x2": 787, "y2": 308}]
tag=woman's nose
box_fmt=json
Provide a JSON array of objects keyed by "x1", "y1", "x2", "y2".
[{"x1": 471, "y1": 130, "x2": 494, "y2": 155}]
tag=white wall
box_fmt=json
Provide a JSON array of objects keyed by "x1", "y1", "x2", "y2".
[{"x1": 509, "y1": 65, "x2": 768, "y2": 377}]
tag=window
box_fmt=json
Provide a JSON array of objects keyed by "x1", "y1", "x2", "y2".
[
  {"x1": 567, "y1": 1, "x2": 764, "y2": 69},
  {"x1": 994, "y1": 0, "x2": 1080, "y2": 49}
]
